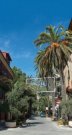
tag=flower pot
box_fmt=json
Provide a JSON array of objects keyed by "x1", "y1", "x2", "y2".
[
  {"x1": 69, "y1": 121, "x2": 72, "y2": 127},
  {"x1": 5, "y1": 121, "x2": 16, "y2": 128}
]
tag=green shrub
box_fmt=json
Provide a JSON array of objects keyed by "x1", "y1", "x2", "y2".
[{"x1": 61, "y1": 99, "x2": 72, "y2": 121}]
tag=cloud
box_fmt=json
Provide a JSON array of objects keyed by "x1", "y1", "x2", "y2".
[
  {"x1": 0, "y1": 38, "x2": 11, "y2": 51},
  {"x1": 0, "y1": 38, "x2": 33, "y2": 61},
  {"x1": 13, "y1": 52, "x2": 32, "y2": 59},
  {"x1": 4, "y1": 40, "x2": 10, "y2": 48}
]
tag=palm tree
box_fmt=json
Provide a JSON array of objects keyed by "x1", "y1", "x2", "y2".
[{"x1": 34, "y1": 25, "x2": 72, "y2": 101}]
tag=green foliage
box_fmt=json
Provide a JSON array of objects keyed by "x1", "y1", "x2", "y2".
[
  {"x1": 61, "y1": 99, "x2": 72, "y2": 117},
  {"x1": 39, "y1": 96, "x2": 51, "y2": 112},
  {"x1": 12, "y1": 66, "x2": 26, "y2": 84},
  {"x1": 0, "y1": 101, "x2": 9, "y2": 112},
  {"x1": 6, "y1": 66, "x2": 37, "y2": 121},
  {"x1": 0, "y1": 77, "x2": 12, "y2": 92}
]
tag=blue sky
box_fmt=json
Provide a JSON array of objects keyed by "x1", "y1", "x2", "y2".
[{"x1": 0, "y1": 0, "x2": 72, "y2": 76}]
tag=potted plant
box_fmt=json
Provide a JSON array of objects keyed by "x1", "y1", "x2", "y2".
[
  {"x1": 61, "y1": 99, "x2": 72, "y2": 127},
  {"x1": 5, "y1": 107, "x2": 19, "y2": 128},
  {"x1": 5, "y1": 120, "x2": 16, "y2": 128},
  {"x1": 68, "y1": 115, "x2": 72, "y2": 127}
]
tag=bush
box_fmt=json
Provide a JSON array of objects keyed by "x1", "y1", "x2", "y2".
[
  {"x1": 61, "y1": 99, "x2": 72, "y2": 121},
  {"x1": 6, "y1": 67, "x2": 37, "y2": 125}
]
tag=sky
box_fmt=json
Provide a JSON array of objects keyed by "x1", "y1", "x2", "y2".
[{"x1": 0, "y1": 0, "x2": 72, "y2": 76}]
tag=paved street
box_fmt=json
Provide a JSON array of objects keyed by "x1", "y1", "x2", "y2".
[{"x1": 0, "y1": 117, "x2": 72, "y2": 135}]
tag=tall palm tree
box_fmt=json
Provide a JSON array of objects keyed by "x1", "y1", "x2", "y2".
[{"x1": 34, "y1": 25, "x2": 72, "y2": 101}]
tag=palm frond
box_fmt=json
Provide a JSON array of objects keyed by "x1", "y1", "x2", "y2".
[
  {"x1": 55, "y1": 25, "x2": 65, "y2": 34},
  {"x1": 34, "y1": 24, "x2": 72, "y2": 78},
  {"x1": 46, "y1": 25, "x2": 56, "y2": 42},
  {"x1": 59, "y1": 44, "x2": 71, "y2": 61},
  {"x1": 34, "y1": 32, "x2": 51, "y2": 47}
]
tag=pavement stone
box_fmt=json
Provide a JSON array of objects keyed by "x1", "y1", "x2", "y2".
[{"x1": 0, "y1": 117, "x2": 72, "y2": 135}]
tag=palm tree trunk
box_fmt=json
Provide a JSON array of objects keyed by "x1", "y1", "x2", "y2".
[
  {"x1": 60, "y1": 70, "x2": 66, "y2": 101},
  {"x1": 52, "y1": 92, "x2": 55, "y2": 118},
  {"x1": 51, "y1": 76, "x2": 56, "y2": 118}
]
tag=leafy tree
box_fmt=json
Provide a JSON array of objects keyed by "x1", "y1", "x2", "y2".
[
  {"x1": 12, "y1": 66, "x2": 26, "y2": 84},
  {"x1": 39, "y1": 96, "x2": 51, "y2": 113},
  {"x1": 0, "y1": 76, "x2": 12, "y2": 92},
  {"x1": 0, "y1": 76, "x2": 12, "y2": 114},
  {"x1": 6, "y1": 67, "x2": 37, "y2": 123}
]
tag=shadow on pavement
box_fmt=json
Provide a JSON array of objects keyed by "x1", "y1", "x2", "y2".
[
  {"x1": 19, "y1": 121, "x2": 44, "y2": 128},
  {"x1": 0, "y1": 127, "x2": 8, "y2": 131}
]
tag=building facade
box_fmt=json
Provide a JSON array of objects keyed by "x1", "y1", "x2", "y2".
[
  {"x1": 64, "y1": 19, "x2": 72, "y2": 94},
  {"x1": 0, "y1": 50, "x2": 13, "y2": 121},
  {"x1": 64, "y1": 54, "x2": 72, "y2": 94}
]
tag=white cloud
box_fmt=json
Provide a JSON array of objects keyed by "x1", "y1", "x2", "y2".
[
  {"x1": 4, "y1": 40, "x2": 10, "y2": 48},
  {"x1": 0, "y1": 38, "x2": 11, "y2": 52},
  {"x1": 13, "y1": 52, "x2": 32, "y2": 59}
]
